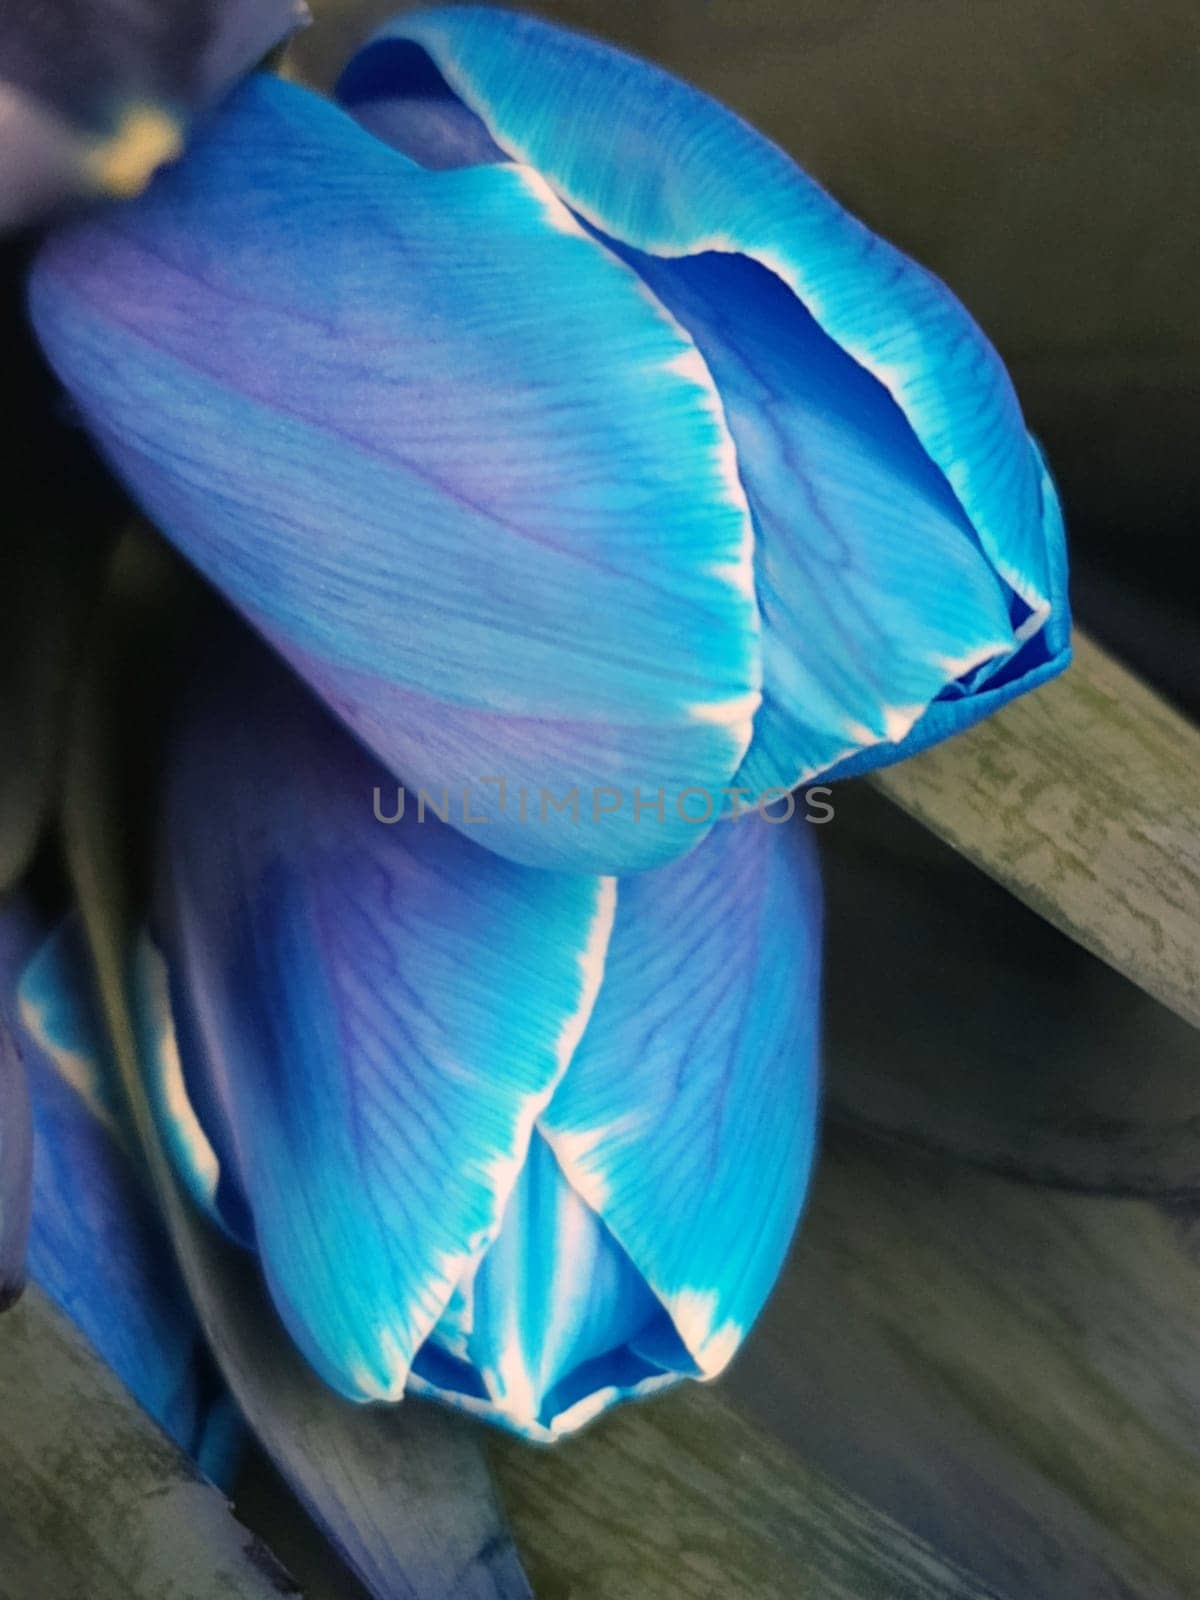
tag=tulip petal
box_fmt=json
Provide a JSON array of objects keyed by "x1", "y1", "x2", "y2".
[
  {"x1": 819, "y1": 447, "x2": 1072, "y2": 778},
  {"x1": 361, "y1": 8, "x2": 1070, "y2": 783},
  {"x1": 70, "y1": 547, "x2": 532, "y2": 1600},
  {"x1": 149, "y1": 624, "x2": 616, "y2": 1404},
  {"x1": 0, "y1": 907, "x2": 238, "y2": 1484},
  {"x1": 136, "y1": 934, "x2": 251, "y2": 1247},
  {"x1": 620, "y1": 246, "x2": 1023, "y2": 789},
  {"x1": 0, "y1": 1024, "x2": 30, "y2": 1310},
  {"x1": 0, "y1": 962, "x2": 32, "y2": 1312},
  {"x1": 541, "y1": 810, "x2": 822, "y2": 1381},
  {"x1": 30, "y1": 73, "x2": 761, "y2": 873},
  {"x1": 415, "y1": 1132, "x2": 688, "y2": 1441}
]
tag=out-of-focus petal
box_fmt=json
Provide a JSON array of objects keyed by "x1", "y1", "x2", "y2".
[
  {"x1": 1, "y1": 906, "x2": 238, "y2": 1484},
  {"x1": 415, "y1": 1132, "x2": 686, "y2": 1441},
  {"x1": 541, "y1": 810, "x2": 821, "y2": 1386},
  {"x1": 30, "y1": 73, "x2": 761, "y2": 873},
  {"x1": 0, "y1": 87, "x2": 95, "y2": 233},
  {"x1": 135, "y1": 932, "x2": 248, "y2": 1246},
  {"x1": 0, "y1": 0, "x2": 307, "y2": 229},
  {"x1": 0, "y1": 938, "x2": 33, "y2": 1311},
  {"x1": 147, "y1": 623, "x2": 615, "y2": 1403},
  {"x1": 358, "y1": 7, "x2": 1070, "y2": 782}
]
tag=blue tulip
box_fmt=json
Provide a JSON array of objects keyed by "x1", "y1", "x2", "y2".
[
  {"x1": 0, "y1": 960, "x2": 32, "y2": 1309},
  {"x1": 136, "y1": 624, "x2": 821, "y2": 1441},
  {"x1": 29, "y1": 7, "x2": 1069, "y2": 876},
  {"x1": 0, "y1": 904, "x2": 240, "y2": 1483},
  {"x1": 0, "y1": 0, "x2": 307, "y2": 229}
]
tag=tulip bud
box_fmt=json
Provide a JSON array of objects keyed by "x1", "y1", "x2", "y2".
[
  {"x1": 31, "y1": 8, "x2": 1068, "y2": 876},
  {"x1": 139, "y1": 621, "x2": 821, "y2": 1438}
]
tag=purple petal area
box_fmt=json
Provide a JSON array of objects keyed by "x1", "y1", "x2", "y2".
[
  {"x1": 148, "y1": 618, "x2": 615, "y2": 1402},
  {"x1": 194, "y1": 0, "x2": 309, "y2": 106},
  {"x1": 30, "y1": 73, "x2": 761, "y2": 872}
]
